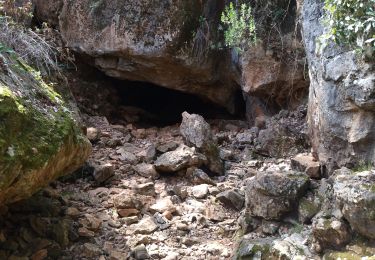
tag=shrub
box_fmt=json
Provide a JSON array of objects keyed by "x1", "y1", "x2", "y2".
[
  {"x1": 220, "y1": 2, "x2": 257, "y2": 52},
  {"x1": 323, "y1": 0, "x2": 375, "y2": 54}
]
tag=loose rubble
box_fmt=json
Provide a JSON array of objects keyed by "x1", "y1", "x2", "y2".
[{"x1": 0, "y1": 108, "x2": 374, "y2": 259}]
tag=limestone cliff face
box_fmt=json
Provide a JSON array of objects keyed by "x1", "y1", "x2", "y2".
[
  {"x1": 302, "y1": 0, "x2": 375, "y2": 170},
  {"x1": 57, "y1": 0, "x2": 241, "y2": 112},
  {"x1": 33, "y1": 0, "x2": 308, "y2": 115},
  {"x1": 0, "y1": 53, "x2": 91, "y2": 205}
]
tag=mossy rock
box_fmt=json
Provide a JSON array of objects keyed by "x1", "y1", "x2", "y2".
[{"x1": 0, "y1": 53, "x2": 91, "y2": 205}]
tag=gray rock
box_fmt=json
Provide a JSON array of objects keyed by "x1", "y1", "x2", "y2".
[
  {"x1": 291, "y1": 154, "x2": 321, "y2": 179},
  {"x1": 302, "y1": 0, "x2": 375, "y2": 170},
  {"x1": 187, "y1": 168, "x2": 215, "y2": 186},
  {"x1": 128, "y1": 216, "x2": 158, "y2": 235},
  {"x1": 154, "y1": 145, "x2": 206, "y2": 173},
  {"x1": 191, "y1": 184, "x2": 209, "y2": 199},
  {"x1": 235, "y1": 232, "x2": 317, "y2": 260},
  {"x1": 234, "y1": 237, "x2": 274, "y2": 259},
  {"x1": 156, "y1": 141, "x2": 179, "y2": 153},
  {"x1": 238, "y1": 213, "x2": 261, "y2": 234},
  {"x1": 137, "y1": 144, "x2": 156, "y2": 162},
  {"x1": 180, "y1": 112, "x2": 224, "y2": 174},
  {"x1": 93, "y1": 163, "x2": 115, "y2": 184},
  {"x1": 261, "y1": 220, "x2": 280, "y2": 235},
  {"x1": 235, "y1": 130, "x2": 254, "y2": 145},
  {"x1": 245, "y1": 171, "x2": 310, "y2": 220},
  {"x1": 132, "y1": 244, "x2": 150, "y2": 260},
  {"x1": 311, "y1": 217, "x2": 351, "y2": 252},
  {"x1": 298, "y1": 191, "x2": 322, "y2": 224},
  {"x1": 333, "y1": 170, "x2": 375, "y2": 239},
  {"x1": 134, "y1": 182, "x2": 155, "y2": 196},
  {"x1": 116, "y1": 147, "x2": 138, "y2": 164},
  {"x1": 216, "y1": 189, "x2": 244, "y2": 211},
  {"x1": 133, "y1": 163, "x2": 159, "y2": 179},
  {"x1": 153, "y1": 212, "x2": 170, "y2": 230},
  {"x1": 255, "y1": 106, "x2": 308, "y2": 158}
]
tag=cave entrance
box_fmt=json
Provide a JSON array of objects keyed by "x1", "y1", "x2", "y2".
[
  {"x1": 70, "y1": 60, "x2": 245, "y2": 127},
  {"x1": 111, "y1": 79, "x2": 245, "y2": 127}
]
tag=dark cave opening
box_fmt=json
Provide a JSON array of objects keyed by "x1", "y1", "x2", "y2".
[
  {"x1": 70, "y1": 60, "x2": 246, "y2": 127},
  {"x1": 111, "y1": 79, "x2": 246, "y2": 127}
]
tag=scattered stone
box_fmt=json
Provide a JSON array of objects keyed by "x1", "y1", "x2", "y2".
[
  {"x1": 93, "y1": 163, "x2": 115, "y2": 184},
  {"x1": 78, "y1": 227, "x2": 95, "y2": 237},
  {"x1": 164, "y1": 252, "x2": 179, "y2": 260},
  {"x1": 133, "y1": 163, "x2": 159, "y2": 179},
  {"x1": 87, "y1": 127, "x2": 100, "y2": 142},
  {"x1": 245, "y1": 171, "x2": 309, "y2": 220},
  {"x1": 238, "y1": 214, "x2": 261, "y2": 234},
  {"x1": 205, "y1": 202, "x2": 226, "y2": 222},
  {"x1": 122, "y1": 216, "x2": 139, "y2": 225},
  {"x1": 137, "y1": 144, "x2": 156, "y2": 162},
  {"x1": 187, "y1": 168, "x2": 215, "y2": 186},
  {"x1": 82, "y1": 243, "x2": 102, "y2": 258},
  {"x1": 65, "y1": 207, "x2": 81, "y2": 218},
  {"x1": 80, "y1": 214, "x2": 102, "y2": 231},
  {"x1": 291, "y1": 153, "x2": 321, "y2": 179},
  {"x1": 116, "y1": 147, "x2": 138, "y2": 163},
  {"x1": 118, "y1": 208, "x2": 139, "y2": 218},
  {"x1": 113, "y1": 190, "x2": 136, "y2": 209},
  {"x1": 132, "y1": 244, "x2": 149, "y2": 260},
  {"x1": 154, "y1": 145, "x2": 206, "y2": 173},
  {"x1": 235, "y1": 130, "x2": 254, "y2": 145},
  {"x1": 298, "y1": 191, "x2": 321, "y2": 224},
  {"x1": 134, "y1": 182, "x2": 155, "y2": 196},
  {"x1": 216, "y1": 189, "x2": 244, "y2": 210},
  {"x1": 191, "y1": 184, "x2": 209, "y2": 199},
  {"x1": 157, "y1": 141, "x2": 179, "y2": 153},
  {"x1": 150, "y1": 197, "x2": 176, "y2": 214},
  {"x1": 129, "y1": 216, "x2": 158, "y2": 235},
  {"x1": 153, "y1": 212, "x2": 170, "y2": 230},
  {"x1": 261, "y1": 220, "x2": 280, "y2": 235},
  {"x1": 311, "y1": 217, "x2": 351, "y2": 252}
]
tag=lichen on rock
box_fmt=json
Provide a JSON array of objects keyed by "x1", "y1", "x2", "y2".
[{"x1": 0, "y1": 53, "x2": 91, "y2": 205}]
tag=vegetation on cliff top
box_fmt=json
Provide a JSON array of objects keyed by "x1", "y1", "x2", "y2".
[{"x1": 323, "y1": 0, "x2": 375, "y2": 56}]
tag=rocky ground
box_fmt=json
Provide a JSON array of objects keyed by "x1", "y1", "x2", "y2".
[{"x1": 0, "y1": 102, "x2": 374, "y2": 260}]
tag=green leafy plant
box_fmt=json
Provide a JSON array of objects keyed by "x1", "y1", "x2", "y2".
[
  {"x1": 220, "y1": 2, "x2": 257, "y2": 52},
  {"x1": 322, "y1": 0, "x2": 375, "y2": 55}
]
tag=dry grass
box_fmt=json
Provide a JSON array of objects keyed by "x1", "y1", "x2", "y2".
[{"x1": 0, "y1": 17, "x2": 60, "y2": 74}]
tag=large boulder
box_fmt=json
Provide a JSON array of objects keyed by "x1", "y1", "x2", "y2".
[
  {"x1": 333, "y1": 169, "x2": 375, "y2": 239},
  {"x1": 57, "y1": 0, "x2": 239, "y2": 111},
  {"x1": 244, "y1": 171, "x2": 310, "y2": 220},
  {"x1": 302, "y1": 0, "x2": 375, "y2": 170},
  {"x1": 0, "y1": 53, "x2": 91, "y2": 205},
  {"x1": 180, "y1": 112, "x2": 223, "y2": 174}
]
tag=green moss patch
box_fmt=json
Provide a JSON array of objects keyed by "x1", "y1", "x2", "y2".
[{"x1": 0, "y1": 53, "x2": 86, "y2": 191}]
